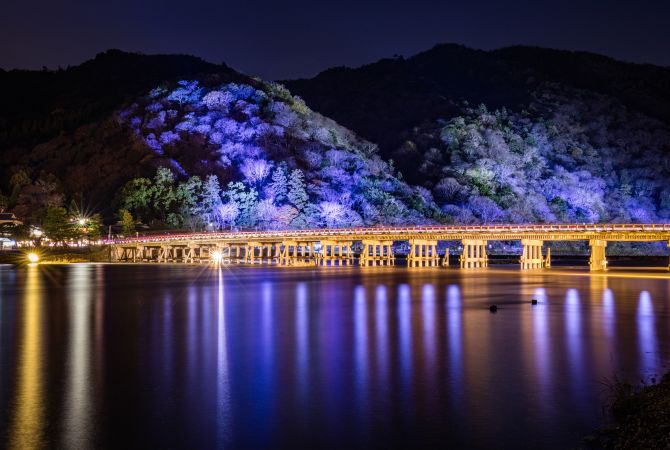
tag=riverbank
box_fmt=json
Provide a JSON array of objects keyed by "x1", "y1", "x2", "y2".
[
  {"x1": 585, "y1": 374, "x2": 670, "y2": 448},
  {"x1": 0, "y1": 246, "x2": 111, "y2": 264}
]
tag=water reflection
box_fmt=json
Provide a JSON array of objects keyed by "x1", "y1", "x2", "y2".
[
  {"x1": 2, "y1": 265, "x2": 670, "y2": 450},
  {"x1": 63, "y1": 265, "x2": 94, "y2": 449},
  {"x1": 565, "y1": 289, "x2": 586, "y2": 400},
  {"x1": 8, "y1": 265, "x2": 45, "y2": 449},
  {"x1": 531, "y1": 288, "x2": 551, "y2": 394},
  {"x1": 296, "y1": 282, "x2": 309, "y2": 405},
  {"x1": 446, "y1": 285, "x2": 462, "y2": 404},
  {"x1": 375, "y1": 285, "x2": 389, "y2": 391},
  {"x1": 602, "y1": 289, "x2": 616, "y2": 339},
  {"x1": 421, "y1": 284, "x2": 436, "y2": 371},
  {"x1": 637, "y1": 291, "x2": 658, "y2": 376},
  {"x1": 216, "y1": 268, "x2": 231, "y2": 446},
  {"x1": 353, "y1": 285, "x2": 368, "y2": 417}
]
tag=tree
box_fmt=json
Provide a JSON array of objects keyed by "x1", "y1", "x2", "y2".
[
  {"x1": 9, "y1": 170, "x2": 30, "y2": 207},
  {"x1": 469, "y1": 196, "x2": 504, "y2": 223},
  {"x1": 199, "y1": 175, "x2": 223, "y2": 228},
  {"x1": 223, "y1": 182, "x2": 258, "y2": 227},
  {"x1": 268, "y1": 162, "x2": 289, "y2": 204},
  {"x1": 175, "y1": 176, "x2": 203, "y2": 230},
  {"x1": 217, "y1": 202, "x2": 239, "y2": 229},
  {"x1": 85, "y1": 214, "x2": 103, "y2": 240},
  {"x1": 318, "y1": 201, "x2": 348, "y2": 227},
  {"x1": 287, "y1": 169, "x2": 309, "y2": 211},
  {"x1": 119, "y1": 177, "x2": 153, "y2": 220},
  {"x1": 152, "y1": 167, "x2": 176, "y2": 222},
  {"x1": 255, "y1": 199, "x2": 278, "y2": 228},
  {"x1": 202, "y1": 90, "x2": 233, "y2": 111},
  {"x1": 43, "y1": 207, "x2": 76, "y2": 243},
  {"x1": 119, "y1": 209, "x2": 135, "y2": 236},
  {"x1": 240, "y1": 159, "x2": 272, "y2": 186}
]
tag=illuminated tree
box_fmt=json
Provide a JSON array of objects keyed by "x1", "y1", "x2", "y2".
[
  {"x1": 43, "y1": 207, "x2": 76, "y2": 242},
  {"x1": 175, "y1": 176, "x2": 203, "y2": 230},
  {"x1": 223, "y1": 182, "x2": 258, "y2": 227},
  {"x1": 199, "y1": 175, "x2": 223, "y2": 227},
  {"x1": 240, "y1": 159, "x2": 272, "y2": 186},
  {"x1": 287, "y1": 169, "x2": 308, "y2": 211},
  {"x1": 119, "y1": 209, "x2": 135, "y2": 236},
  {"x1": 267, "y1": 162, "x2": 289, "y2": 204},
  {"x1": 202, "y1": 90, "x2": 233, "y2": 111},
  {"x1": 119, "y1": 177, "x2": 152, "y2": 220},
  {"x1": 217, "y1": 202, "x2": 239, "y2": 229},
  {"x1": 152, "y1": 167, "x2": 177, "y2": 222}
]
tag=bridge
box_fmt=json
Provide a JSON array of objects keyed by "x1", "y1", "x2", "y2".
[{"x1": 108, "y1": 223, "x2": 670, "y2": 271}]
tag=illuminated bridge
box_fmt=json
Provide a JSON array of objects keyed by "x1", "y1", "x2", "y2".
[{"x1": 109, "y1": 223, "x2": 670, "y2": 271}]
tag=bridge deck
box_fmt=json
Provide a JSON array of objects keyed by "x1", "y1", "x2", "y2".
[{"x1": 109, "y1": 224, "x2": 670, "y2": 245}]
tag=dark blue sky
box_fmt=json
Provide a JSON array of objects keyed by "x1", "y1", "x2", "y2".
[{"x1": 1, "y1": 0, "x2": 668, "y2": 79}]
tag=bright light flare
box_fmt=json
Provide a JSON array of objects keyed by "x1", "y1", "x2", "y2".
[
  {"x1": 27, "y1": 252, "x2": 40, "y2": 263},
  {"x1": 211, "y1": 251, "x2": 223, "y2": 264}
]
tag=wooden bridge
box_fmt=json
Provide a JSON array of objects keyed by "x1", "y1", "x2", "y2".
[{"x1": 108, "y1": 224, "x2": 670, "y2": 271}]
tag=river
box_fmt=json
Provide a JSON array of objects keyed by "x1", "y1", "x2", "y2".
[{"x1": 0, "y1": 264, "x2": 668, "y2": 449}]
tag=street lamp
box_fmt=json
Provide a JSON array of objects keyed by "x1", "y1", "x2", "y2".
[{"x1": 211, "y1": 250, "x2": 223, "y2": 264}]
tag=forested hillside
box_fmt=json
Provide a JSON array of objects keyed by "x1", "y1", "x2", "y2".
[
  {"x1": 286, "y1": 44, "x2": 670, "y2": 224},
  {"x1": 2, "y1": 45, "x2": 670, "y2": 231},
  {"x1": 113, "y1": 80, "x2": 438, "y2": 229}
]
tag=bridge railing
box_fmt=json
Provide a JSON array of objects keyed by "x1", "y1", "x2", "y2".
[{"x1": 105, "y1": 223, "x2": 670, "y2": 245}]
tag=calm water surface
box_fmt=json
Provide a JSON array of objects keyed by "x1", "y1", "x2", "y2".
[{"x1": 1, "y1": 264, "x2": 669, "y2": 449}]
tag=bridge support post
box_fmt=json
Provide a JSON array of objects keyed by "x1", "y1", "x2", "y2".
[
  {"x1": 442, "y1": 248, "x2": 450, "y2": 267},
  {"x1": 318, "y1": 240, "x2": 353, "y2": 266},
  {"x1": 520, "y1": 239, "x2": 546, "y2": 270},
  {"x1": 407, "y1": 239, "x2": 439, "y2": 267},
  {"x1": 359, "y1": 240, "x2": 395, "y2": 267},
  {"x1": 589, "y1": 239, "x2": 608, "y2": 271},
  {"x1": 245, "y1": 241, "x2": 261, "y2": 264},
  {"x1": 278, "y1": 241, "x2": 299, "y2": 266},
  {"x1": 544, "y1": 247, "x2": 551, "y2": 268},
  {"x1": 460, "y1": 239, "x2": 488, "y2": 268}
]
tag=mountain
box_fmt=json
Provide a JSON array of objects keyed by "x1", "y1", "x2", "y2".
[
  {"x1": 0, "y1": 50, "x2": 438, "y2": 228},
  {"x1": 3, "y1": 45, "x2": 670, "y2": 231},
  {"x1": 285, "y1": 44, "x2": 670, "y2": 224}
]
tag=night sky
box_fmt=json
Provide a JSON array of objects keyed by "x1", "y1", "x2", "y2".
[{"x1": 1, "y1": 0, "x2": 669, "y2": 79}]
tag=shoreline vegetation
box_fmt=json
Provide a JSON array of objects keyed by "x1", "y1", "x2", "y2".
[{"x1": 585, "y1": 374, "x2": 670, "y2": 449}]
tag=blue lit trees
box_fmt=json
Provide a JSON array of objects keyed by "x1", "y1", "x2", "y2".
[{"x1": 117, "y1": 79, "x2": 441, "y2": 230}]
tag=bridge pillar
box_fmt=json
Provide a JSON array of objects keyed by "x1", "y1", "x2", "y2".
[
  {"x1": 460, "y1": 239, "x2": 488, "y2": 268},
  {"x1": 245, "y1": 241, "x2": 261, "y2": 264},
  {"x1": 277, "y1": 241, "x2": 316, "y2": 266},
  {"x1": 442, "y1": 248, "x2": 450, "y2": 267},
  {"x1": 359, "y1": 240, "x2": 395, "y2": 267},
  {"x1": 318, "y1": 240, "x2": 354, "y2": 266},
  {"x1": 589, "y1": 239, "x2": 608, "y2": 271},
  {"x1": 407, "y1": 239, "x2": 439, "y2": 267},
  {"x1": 157, "y1": 245, "x2": 169, "y2": 263},
  {"x1": 520, "y1": 239, "x2": 547, "y2": 270}
]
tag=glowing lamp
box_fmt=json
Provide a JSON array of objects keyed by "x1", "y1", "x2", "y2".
[
  {"x1": 78, "y1": 218, "x2": 86, "y2": 226},
  {"x1": 211, "y1": 251, "x2": 223, "y2": 263},
  {"x1": 27, "y1": 252, "x2": 40, "y2": 263}
]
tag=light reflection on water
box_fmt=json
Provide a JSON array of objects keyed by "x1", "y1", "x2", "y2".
[
  {"x1": 0, "y1": 264, "x2": 669, "y2": 449},
  {"x1": 637, "y1": 291, "x2": 658, "y2": 376}
]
